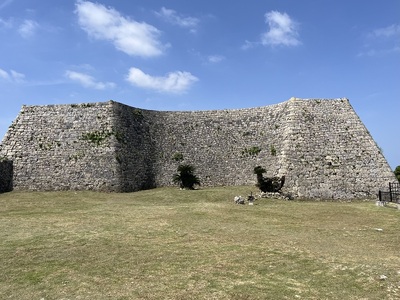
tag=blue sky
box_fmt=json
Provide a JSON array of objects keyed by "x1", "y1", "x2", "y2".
[{"x1": 0, "y1": 0, "x2": 399, "y2": 169}]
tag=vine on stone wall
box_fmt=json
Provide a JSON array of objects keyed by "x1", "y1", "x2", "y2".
[
  {"x1": 132, "y1": 108, "x2": 144, "y2": 118},
  {"x1": 113, "y1": 131, "x2": 125, "y2": 143},
  {"x1": 270, "y1": 145, "x2": 277, "y2": 156},
  {"x1": 0, "y1": 156, "x2": 9, "y2": 162},
  {"x1": 37, "y1": 139, "x2": 62, "y2": 151},
  {"x1": 172, "y1": 152, "x2": 184, "y2": 162},
  {"x1": 81, "y1": 130, "x2": 113, "y2": 145},
  {"x1": 242, "y1": 131, "x2": 252, "y2": 136},
  {"x1": 68, "y1": 151, "x2": 85, "y2": 162},
  {"x1": 81, "y1": 130, "x2": 124, "y2": 146},
  {"x1": 241, "y1": 146, "x2": 261, "y2": 158}
]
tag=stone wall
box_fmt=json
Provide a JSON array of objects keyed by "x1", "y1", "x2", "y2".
[
  {"x1": 148, "y1": 101, "x2": 290, "y2": 187},
  {"x1": 112, "y1": 103, "x2": 159, "y2": 191},
  {"x1": 0, "y1": 102, "x2": 120, "y2": 191},
  {"x1": 0, "y1": 98, "x2": 396, "y2": 199},
  {"x1": 0, "y1": 159, "x2": 13, "y2": 193},
  {"x1": 276, "y1": 98, "x2": 394, "y2": 199}
]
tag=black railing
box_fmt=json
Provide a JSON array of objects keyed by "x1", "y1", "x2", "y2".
[{"x1": 379, "y1": 182, "x2": 400, "y2": 203}]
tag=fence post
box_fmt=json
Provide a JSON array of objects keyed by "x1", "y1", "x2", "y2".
[{"x1": 389, "y1": 183, "x2": 393, "y2": 203}]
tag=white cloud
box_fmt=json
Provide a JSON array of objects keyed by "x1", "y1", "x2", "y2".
[
  {"x1": 10, "y1": 70, "x2": 25, "y2": 82},
  {"x1": 65, "y1": 70, "x2": 115, "y2": 90},
  {"x1": 369, "y1": 24, "x2": 400, "y2": 38},
  {"x1": 126, "y1": 67, "x2": 198, "y2": 93},
  {"x1": 358, "y1": 23, "x2": 400, "y2": 57},
  {"x1": 18, "y1": 19, "x2": 39, "y2": 38},
  {"x1": 261, "y1": 11, "x2": 300, "y2": 47},
  {"x1": 241, "y1": 40, "x2": 256, "y2": 50},
  {"x1": 0, "y1": 68, "x2": 10, "y2": 80},
  {"x1": 75, "y1": 0, "x2": 166, "y2": 57},
  {"x1": 207, "y1": 55, "x2": 225, "y2": 63},
  {"x1": 155, "y1": 7, "x2": 199, "y2": 32},
  {"x1": 357, "y1": 46, "x2": 400, "y2": 58},
  {"x1": 0, "y1": 0, "x2": 13, "y2": 10},
  {"x1": 0, "y1": 18, "x2": 13, "y2": 29},
  {"x1": 0, "y1": 68, "x2": 25, "y2": 83}
]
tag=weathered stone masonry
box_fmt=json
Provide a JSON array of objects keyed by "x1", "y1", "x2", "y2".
[{"x1": 0, "y1": 98, "x2": 396, "y2": 199}]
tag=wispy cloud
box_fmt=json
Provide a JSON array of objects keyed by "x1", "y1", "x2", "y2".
[
  {"x1": 358, "y1": 24, "x2": 400, "y2": 57},
  {"x1": 0, "y1": 18, "x2": 13, "y2": 29},
  {"x1": 261, "y1": 11, "x2": 301, "y2": 47},
  {"x1": 0, "y1": 68, "x2": 65, "y2": 87},
  {"x1": 357, "y1": 47, "x2": 400, "y2": 57},
  {"x1": 65, "y1": 70, "x2": 115, "y2": 90},
  {"x1": 126, "y1": 67, "x2": 198, "y2": 94},
  {"x1": 0, "y1": 68, "x2": 25, "y2": 83},
  {"x1": 10, "y1": 70, "x2": 25, "y2": 82},
  {"x1": 155, "y1": 7, "x2": 199, "y2": 33},
  {"x1": 188, "y1": 49, "x2": 226, "y2": 65},
  {"x1": 18, "y1": 19, "x2": 39, "y2": 38},
  {"x1": 369, "y1": 24, "x2": 400, "y2": 38},
  {"x1": 75, "y1": 0, "x2": 166, "y2": 57},
  {"x1": 241, "y1": 40, "x2": 255, "y2": 50},
  {"x1": 0, "y1": 0, "x2": 13, "y2": 10},
  {"x1": 0, "y1": 68, "x2": 9, "y2": 80},
  {"x1": 207, "y1": 55, "x2": 225, "y2": 63}
]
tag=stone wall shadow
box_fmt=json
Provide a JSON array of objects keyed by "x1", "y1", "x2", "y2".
[
  {"x1": 112, "y1": 103, "x2": 158, "y2": 192},
  {"x1": 0, "y1": 160, "x2": 13, "y2": 193}
]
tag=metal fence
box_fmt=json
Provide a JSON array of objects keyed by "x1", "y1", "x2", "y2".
[{"x1": 379, "y1": 182, "x2": 400, "y2": 203}]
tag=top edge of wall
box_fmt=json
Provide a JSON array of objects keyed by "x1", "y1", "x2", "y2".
[{"x1": 20, "y1": 98, "x2": 350, "y2": 113}]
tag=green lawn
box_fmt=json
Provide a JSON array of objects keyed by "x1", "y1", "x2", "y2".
[{"x1": 0, "y1": 187, "x2": 399, "y2": 299}]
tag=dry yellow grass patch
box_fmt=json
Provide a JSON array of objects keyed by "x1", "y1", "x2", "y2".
[{"x1": 0, "y1": 187, "x2": 399, "y2": 299}]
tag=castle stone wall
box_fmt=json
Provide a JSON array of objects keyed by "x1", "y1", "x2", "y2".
[
  {"x1": 0, "y1": 98, "x2": 395, "y2": 199},
  {"x1": 277, "y1": 99, "x2": 394, "y2": 199},
  {"x1": 148, "y1": 101, "x2": 290, "y2": 187},
  {"x1": 0, "y1": 102, "x2": 120, "y2": 191},
  {"x1": 112, "y1": 102, "x2": 159, "y2": 191}
]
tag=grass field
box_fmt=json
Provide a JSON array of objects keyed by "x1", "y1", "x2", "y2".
[{"x1": 0, "y1": 186, "x2": 399, "y2": 299}]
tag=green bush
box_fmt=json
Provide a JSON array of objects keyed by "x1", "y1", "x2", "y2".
[
  {"x1": 253, "y1": 166, "x2": 285, "y2": 193},
  {"x1": 395, "y1": 166, "x2": 400, "y2": 182},
  {"x1": 173, "y1": 164, "x2": 200, "y2": 190}
]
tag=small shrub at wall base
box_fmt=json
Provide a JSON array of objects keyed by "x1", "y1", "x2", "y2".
[
  {"x1": 395, "y1": 165, "x2": 400, "y2": 182},
  {"x1": 254, "y1": 166, "x2": 267, "y2": 192},
  {"x1": 253, "y1": 166, "x2": 285, "y2": 193},
  {"x1": 173, "y1": 164, "x2": 200, "y2": 190}
]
